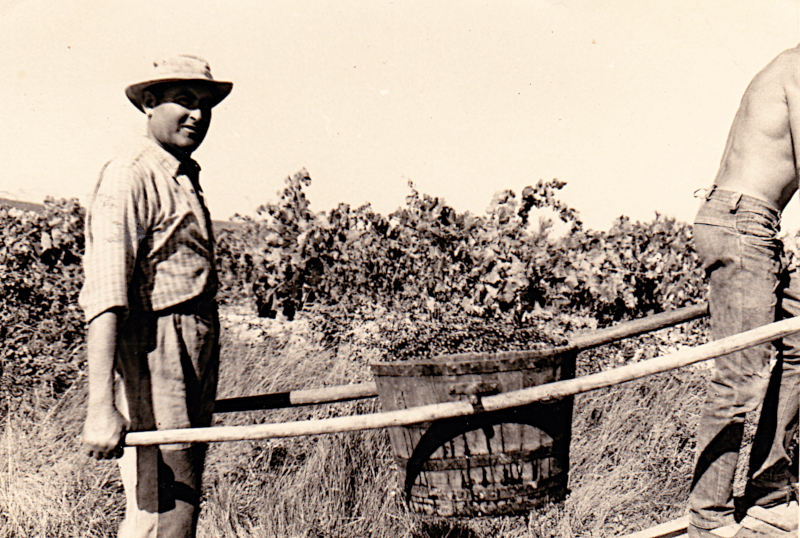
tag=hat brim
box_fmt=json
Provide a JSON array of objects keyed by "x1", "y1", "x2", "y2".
[{"x1": 125, "y1": 78, "x2": 233, "y2": 112}]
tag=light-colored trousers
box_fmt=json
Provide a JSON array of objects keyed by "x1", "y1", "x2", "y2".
[{"x1": 114, "y1": 303, "x2": 219, "y2": 537}]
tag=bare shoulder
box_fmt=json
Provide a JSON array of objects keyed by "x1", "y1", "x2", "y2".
[{"x1": 757, "y1": 45, "x2": 800, "y2": 87}]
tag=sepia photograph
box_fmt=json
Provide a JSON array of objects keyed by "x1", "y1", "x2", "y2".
[{"x1": 0, "y1": 1, "x2": 798, "y2": 536}]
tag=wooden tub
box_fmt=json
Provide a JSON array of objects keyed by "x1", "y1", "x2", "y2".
[{"x1": 371, "y1": 348, "x2": 576, "y2": 517}]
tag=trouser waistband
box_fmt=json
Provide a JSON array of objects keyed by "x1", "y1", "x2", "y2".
[{"x1": 698, "y1": 185, "x2": 781, "y2": 215}]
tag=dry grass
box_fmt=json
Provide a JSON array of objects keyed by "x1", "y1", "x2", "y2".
[
  {"x1": 0, "y1": 308, "x2": 712, "y2": 537},
  {"x1": 546, "y1": 372, "x2": 706, "y2": 536},
  {"x1": 0, "y1": 385, "x2": 124, "y2": 537}
]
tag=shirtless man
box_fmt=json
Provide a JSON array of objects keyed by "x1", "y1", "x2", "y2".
[{"x1": 689, "y1": 46, "x2": 800, "y2": 535}]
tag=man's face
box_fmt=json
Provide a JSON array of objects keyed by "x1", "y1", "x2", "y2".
[{"x1": 143, "y1": 84, "x2": 214, "y2": 156}]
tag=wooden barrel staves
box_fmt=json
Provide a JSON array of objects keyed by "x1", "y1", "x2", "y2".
[{"x1": 370, "y1": 347, "x2": 576, "y2": 517}]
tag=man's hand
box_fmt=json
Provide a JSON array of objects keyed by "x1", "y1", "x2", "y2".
[
  {"x1": 84, "y1": 309, "x2": 126, "y2": 459},
  {"x1": 83, "y1": 404, "x2": 128, "y2": 459}
]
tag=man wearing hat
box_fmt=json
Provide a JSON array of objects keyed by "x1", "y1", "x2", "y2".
[{"x1": 79, "y1": 54, "x2": 232, "y2": 537}]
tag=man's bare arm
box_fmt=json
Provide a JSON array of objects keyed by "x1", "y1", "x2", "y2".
[
  {"x1": 83, "y1": 309, "x2": 128, "y2": 459},
  {"x1": 788, "y1": 74, "x2": 800, "y2": 179}
]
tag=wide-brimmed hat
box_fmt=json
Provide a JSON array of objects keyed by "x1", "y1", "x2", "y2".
[{"x1": 125, "y1": 54, "x2": 233, "y2": 112}]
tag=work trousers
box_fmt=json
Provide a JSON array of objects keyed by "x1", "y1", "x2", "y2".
[
  {"x1": 114, "y1": 301, "x2": 220, "y2": 537},
  {"x1": 689, "y1": 188, "x2": 799, "y2": 531}
]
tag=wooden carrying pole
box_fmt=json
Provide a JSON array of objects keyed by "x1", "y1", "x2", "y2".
[
  {"x1": 214, "y1": 382, "x2": 378, "y2": 413},
  {"x1": 124, "y1": 310, "x2": 800, "y2": 447},
  {"x1": 213, "y1": 302, "x2": 709, "y2": 413},
  {"x1": 564, "y1": 302, "x2": 708, "y2": 352}
]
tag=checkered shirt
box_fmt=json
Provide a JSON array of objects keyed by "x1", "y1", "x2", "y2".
[{"x1": 79, "y1": 137, "x2": 217, "y2": 322}]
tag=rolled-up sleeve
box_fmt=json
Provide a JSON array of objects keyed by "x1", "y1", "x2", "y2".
[{"x1": 79, "y1": 160, "x2": 147, "y2": 322}]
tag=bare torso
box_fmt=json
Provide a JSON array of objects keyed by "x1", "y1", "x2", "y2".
[{"x1": 714, "y1": 45, "x2": 800, "y2": 211}]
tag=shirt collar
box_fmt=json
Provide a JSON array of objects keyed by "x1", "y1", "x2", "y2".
[{"x1": 140, "y1": 136, "x2": 201, "y2": 181}]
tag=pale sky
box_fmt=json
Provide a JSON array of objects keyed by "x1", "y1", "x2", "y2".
[{"x1": 2, "y1": 1, "x2": 799, "y2": 230}]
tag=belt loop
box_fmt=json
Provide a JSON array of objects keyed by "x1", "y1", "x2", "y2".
[
  {"x1": 729, "y1": 192, "x2": 742, "y2": 212},
  {"x1": 705, "y1": 185, "x2": 716, "y2": 200}
]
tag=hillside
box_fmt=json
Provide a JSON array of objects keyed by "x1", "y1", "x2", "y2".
[
  {"x1": 0, "y1": 195, "x2": 240, "y2": 235},
  {"x1": 0, "y1": 197, "x2": 45, "y2": 213}
]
